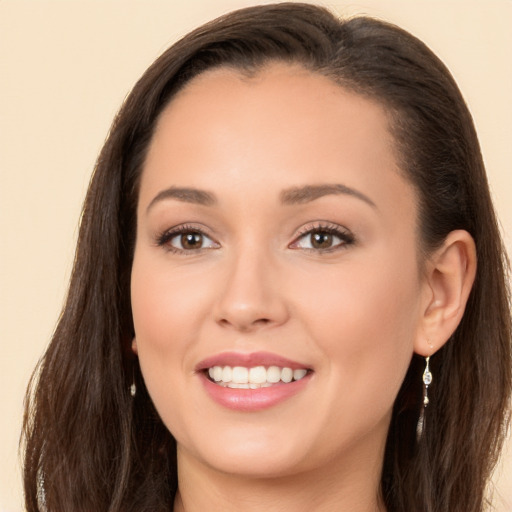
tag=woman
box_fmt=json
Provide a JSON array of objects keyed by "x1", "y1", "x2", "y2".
[{"x1": 22, "y1": 3, "x2": 511, "y2": 511}]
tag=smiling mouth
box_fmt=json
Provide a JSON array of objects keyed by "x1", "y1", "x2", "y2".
[{"x1": 206, "y1": 365, "x2": 310, "y2": 389}]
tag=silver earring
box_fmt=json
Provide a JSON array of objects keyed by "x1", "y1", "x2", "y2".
[
  {"x1": 417, "y1": 356, "x2": 433, "y2": 439},
  {"x1": 130, "y1": 365, "x2": 137, "y2": 397},
  {"x1": 422, "y1": 356, "x2": 432, "y2": 406}
]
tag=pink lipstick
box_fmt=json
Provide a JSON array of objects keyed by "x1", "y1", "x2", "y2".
[{"x1": 196, "y1": 351, "x2": 313, "y2": 412}]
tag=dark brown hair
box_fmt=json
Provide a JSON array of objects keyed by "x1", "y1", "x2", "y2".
[{"x1": 22, "y1": 3, "x2": 511, "y2": 511}]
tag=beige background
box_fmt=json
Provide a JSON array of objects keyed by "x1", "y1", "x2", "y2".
[{"x1": 1, "y1": 1, "x2": 511, "y2": 510}]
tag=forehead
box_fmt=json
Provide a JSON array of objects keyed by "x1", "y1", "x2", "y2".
[
  {"x1": 146, "y1": 63, "x2": 399, "y2": 177},
  {"x1": 139, "y1": 63, "x2": 415, "y2": 222},
  {"x1": 159, "y1": 63, "x2": 393, "y2": 139}
]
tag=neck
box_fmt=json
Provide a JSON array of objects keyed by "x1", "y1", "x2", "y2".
[{"x1": 173, "y1": 436, "x2": 387, "y2": 512}]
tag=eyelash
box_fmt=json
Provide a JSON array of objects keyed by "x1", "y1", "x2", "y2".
[
  {"x1": 155, "y1": 222, "x2": 355, "y2": 255},
  {"x1": 155, "y1": 224, "x2": 219, "y2": 255},
  {"x1": 290, "y1": 223, "x2": 355, "y2": 253}
]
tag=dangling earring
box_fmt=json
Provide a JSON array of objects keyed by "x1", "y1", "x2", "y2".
[
  {"x1": 417, "y1": 356, "x2": 433, "y2": 439},
  {"x1": 130, "y1": 365, "x2": 137, "y2": 397},
  {"x1": 422, "y1": 356, "x2": 432, "y2": 406}
]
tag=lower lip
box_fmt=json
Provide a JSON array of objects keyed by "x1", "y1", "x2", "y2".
[{"x1": 199, "y1": 373, "x2": 311, "y2": 412}]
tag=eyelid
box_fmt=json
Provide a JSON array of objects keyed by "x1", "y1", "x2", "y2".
[
  {"x1": 155, "y1": 223, "x2": 220, "y2": 254},
  {"x1": 289, "y1": 221, "x2": 355, "y2": 251}
]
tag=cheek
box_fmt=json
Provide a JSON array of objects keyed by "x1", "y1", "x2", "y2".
[
  {"x1": 295, "y1": 253, "x2": 421, "y2": 413},
  {"x1": 299, "y1": 255, "x2": 420, "y2": 341},
  {"x1": 130, "y1": 254, "x2": 213, "y2": 421},
  {"x1": 131, "y1": 255, "x2": 211, "y2": 353}
]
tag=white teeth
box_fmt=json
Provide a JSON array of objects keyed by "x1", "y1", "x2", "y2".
[
  {"x1": 221, "y1": 366, "x2": 232, "y2": 383},
  {"x1": 293, "y1": 369, "x2": 307, "y2": 381},
  {"x1": 213, "y1": 366, "x2": 223, "y2": 382},
  {"x1": 232, "y1": 366, "x2": 249, "y2": 384},
  {"x1": 207, "y1": 365, "x2": 309, "y2": 387},
  {"x1": 227, "y1": 382, "x2": 246, "y2": 389},
  {"x1": 249, "y1": 366, "x2": 267, "y2": 384},
  {"x1": 281, "y1": 367, "x2": 293, "y2": 383},
  {"x1": 267, "y1": 366, "x2": 281, "y2": 383}
]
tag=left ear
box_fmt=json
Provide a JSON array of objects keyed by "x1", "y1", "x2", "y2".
[{"x1": 414, "y1": 230, "x2": 477, "y2": 357}]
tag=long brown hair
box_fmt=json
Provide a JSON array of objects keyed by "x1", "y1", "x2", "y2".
[{"x1": 22, "y1": 3, "x2": 511, "y2": 511}]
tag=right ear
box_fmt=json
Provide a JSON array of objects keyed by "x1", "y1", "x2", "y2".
[{"x1": 131, "y1": 338, "x2": 138, "y2": 355}]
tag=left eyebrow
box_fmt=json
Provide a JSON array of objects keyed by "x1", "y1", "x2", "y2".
[{"x1": 280, "y1": 184, "x2": 377, "y2": 209}]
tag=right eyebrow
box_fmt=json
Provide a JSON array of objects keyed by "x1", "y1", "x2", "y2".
[{"x1": 146, "y1": 186, "x2": 217, "y2": 213}]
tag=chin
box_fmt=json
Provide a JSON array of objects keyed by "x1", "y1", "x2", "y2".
[{"x1": 177, "y1": 424, "x2": 314, "y2": 478}]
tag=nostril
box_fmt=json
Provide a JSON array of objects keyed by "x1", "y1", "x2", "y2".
[
  {"x1": 254, "y1": 318, "x2": 271, "y2": 325},
  {"x1": 217, "y1": 316, "x2": 272, "y2": 331}
]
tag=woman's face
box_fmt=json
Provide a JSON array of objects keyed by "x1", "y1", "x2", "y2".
[{"x1": 131, "y1": 64, "x2": 428, "y2": 478}]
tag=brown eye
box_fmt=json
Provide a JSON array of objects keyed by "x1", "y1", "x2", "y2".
[
  {"x1": 180, "y1": 232, "x2": 203, "y2": 250},
  {"x1": 290, "y1": 225, "x2": 354, "y2": 252},
  {"x1": 310, "y1": 231, "x2": 333, "y2": 249},
  {"x1": 161, "y1": 229, "x2": 219, "y2": 253}
]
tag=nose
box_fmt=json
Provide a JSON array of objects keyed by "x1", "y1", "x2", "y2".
[{"x1": 213, "y1": 246, "x2": 289, "y2": 332}]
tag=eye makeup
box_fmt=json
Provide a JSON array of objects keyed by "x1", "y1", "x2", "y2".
[
  {"x1": 154, "y1": 220, "x2": 355, "y2": 256},
  {"x1": 290, "y1": 221, "x2": 356, "y2": 253}
]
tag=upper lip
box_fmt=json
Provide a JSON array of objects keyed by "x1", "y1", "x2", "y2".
[{"x1": 195, "y1": 351, "x2": 311, "y2": 372}]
